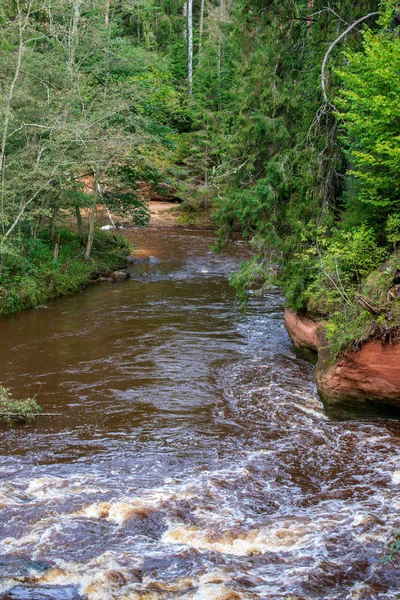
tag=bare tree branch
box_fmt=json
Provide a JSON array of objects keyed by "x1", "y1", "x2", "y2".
[{"x1": 321, "y1": 11, "x2": 378, "y2": 104}]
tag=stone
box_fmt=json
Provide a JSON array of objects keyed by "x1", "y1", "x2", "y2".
[
  {"x1": 126, "y1": 256, "x2": 144, "y2": 265},
  {"x1": 283, "y1": 308, "x2": 321, "y2": 351},
  {"x1": 147, "y1": 256, "x2": 161, "y2": 265},
  {"x1": 316, "y1": 340, "x2": 400, "y2": 411},
  {"x1": 108, "y1": 271, "x2": 127, "y2": 282}
]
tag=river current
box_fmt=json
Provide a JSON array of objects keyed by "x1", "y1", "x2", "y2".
[{"x1": 0, "y1": 228, "x2": 400, "y2": 600}]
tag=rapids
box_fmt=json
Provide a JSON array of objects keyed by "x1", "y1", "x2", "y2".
[{"x1": 0, "y1": 228, "x2": 400, "y2": 600}]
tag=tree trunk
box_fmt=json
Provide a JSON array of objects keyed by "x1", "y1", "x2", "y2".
[
  {"x1": 85, "y1": 169, "x2": 99, "y2": 260},
  {"x1": 53, "y1": 234, "x2": 61, "y2": 260},
  {"x1": 85, "y1": 204, "x2": 96, "y2": 260},
  {"x1": 307, "y1": 0, "x2": 314, "y2": 28},
  {"x1": 188, "y1": 0, "x2": 193, "y2": 95},
  {"x1": 183, "y1": 1, "x2": 187, "y2": 39},
  {"x1": 217, "y1": 0, "x2": 226, "y2": 111},
  {"x1": 75, "y1": 204, "x2": 83, "y2": 242},
  {"x1": 105, "y1": 0, "x2": 110, "y2": 25},
  {"x1": 50, "y1": 208, "x2": 57, "y2": 240},
  {"x1": 220, "y1": 0, "x2": 226, "y2": 22},
  {"x1": 0, "y1": 9, "x2": 26, "y2": 198},
  {"x1": 198, "y1": 0, "x2": 205, "y2": 60},
  {"x1": 68, "y1": 0, "x2": 81, "y2": 73}
]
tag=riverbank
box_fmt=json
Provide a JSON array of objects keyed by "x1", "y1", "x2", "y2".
[
  {"x1": 0, "y1": 229, "x2": 130, "y2": 316},
  {"x1": 0, "y1": 199, "x2": 216, "y2": 317},
  {"x1": 97, "y1": 200, "x2": 215, "y2": 230}
]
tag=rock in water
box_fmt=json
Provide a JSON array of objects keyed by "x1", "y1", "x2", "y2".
[
  {"x1": 126, "y1": 256, "x2": 144, "y2": 265},
  {"x1": 147, "y1": 256, "x2": 161, "y2": 265},
  {"x1": 284, "y1": 307, "x2": 400, "y2": 415},
  {"x1": 108, "y1": 271, "x2": 127, "y2": 282}
]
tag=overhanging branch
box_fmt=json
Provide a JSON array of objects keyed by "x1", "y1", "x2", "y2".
[{"x1": 321, "y1": 11, "x2": 378, "y2": 104}]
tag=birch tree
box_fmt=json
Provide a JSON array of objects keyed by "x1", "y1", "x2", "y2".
[
  {"x1": 198, "y1": 0, "x2": 205, "y2": 59},
  {"x1": 188, "y1": 0, "x2": 193, "y2": 95}
]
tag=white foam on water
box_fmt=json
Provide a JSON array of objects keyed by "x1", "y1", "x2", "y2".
[
  {"x1": 161, "y1": 522, "x2": 315, "y2": 556},
  {"x1": 26, "y1": 475, "x2": 109, "y2": 500},
  {"x1": 392, "y1": 470, "x2": 400, "y2": 484},
  {"x1": 293, "y1": 403, "x2": 328, "y2": 420},
  {"x1": 80, "y1": 489, "x2": 197, "y2": 525}
]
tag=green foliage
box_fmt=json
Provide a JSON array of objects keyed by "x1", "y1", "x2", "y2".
[
  {"x1": 0, "y1": 386, "x2": 41, "y2": 426},
  {"x1": 324, "y1": 307, "x2": 375, "y2": 358},
  {"x1": 335, "y1": 28, "x2": 400, "y2": 209},
  {"x1": 386, "y1": 213, "x2": 400, "y2": 248},
  {"x1": 384, "y1": 529, "x2": 400, "y2": 563},
  {"x1": 378, "y1": 0, "x2": 400, "y2": 27},
  {"x1": 230, "y1": 256, "x2": 276, "y2": 307},
  {"x1": 0, "y1": 229, "x2": 131, "y2": 315}
]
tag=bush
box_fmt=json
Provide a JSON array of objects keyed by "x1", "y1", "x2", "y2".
[{"x1": 0, "y1": 386, "x2": 41, "y2": 426}]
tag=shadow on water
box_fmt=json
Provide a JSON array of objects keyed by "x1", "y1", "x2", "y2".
[{"x1": 0, "y1": 228, "x2": 400, "y2": 599}]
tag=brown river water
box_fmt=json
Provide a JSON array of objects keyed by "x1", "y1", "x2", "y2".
[{"x1": 1, "y1": 228, "x2": 400, "y2": 600}]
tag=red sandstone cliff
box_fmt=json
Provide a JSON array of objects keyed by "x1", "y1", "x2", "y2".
[
  {"x1": 283, "y1": 309, "x2": 321, "y2": 352},
  {"x1": 284, "y1": 308, "x2": 400, "y2": 411}
]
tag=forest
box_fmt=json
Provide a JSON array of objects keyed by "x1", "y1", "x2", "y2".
[{"x1": 0, "y1": 0, "x2": 400, "y2": 354}]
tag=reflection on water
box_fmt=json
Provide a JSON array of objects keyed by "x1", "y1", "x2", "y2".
[{"x1": 0, "y1": 228, "x2": 400, "y2": 599}]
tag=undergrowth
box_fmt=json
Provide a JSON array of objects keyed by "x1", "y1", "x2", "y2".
[{"x1": 0, "y1": 228, "x2": 131, "y2": 315}]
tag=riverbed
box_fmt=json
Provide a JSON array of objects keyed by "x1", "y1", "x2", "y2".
[{"x1": 0, "y1": 228, "x2": 400, "y2": 599}]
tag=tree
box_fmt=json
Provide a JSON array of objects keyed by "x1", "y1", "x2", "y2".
[
  {"x1": 0, "y1": 0, "x2": 185, "y2": 261},
  {"x1": 335, "y1": 22, "x2": 400, "y2": 210}
]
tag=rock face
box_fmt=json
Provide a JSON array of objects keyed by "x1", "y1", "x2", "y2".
[
  {"x1": 284, "y1": 308, "x2": 400, "y2": 414},
  {"x1": 283, "y1": 308, "x2": 321, "y2": 351},
  {"x1": 316, "y1": 341, "x2": 400, "y2": 409}
]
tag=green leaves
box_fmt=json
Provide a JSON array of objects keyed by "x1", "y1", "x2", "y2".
[
  {"x1": 335, "y1": 28, "x2": 400, "y2": 208},
  {"x1": 0, "y1": 386, "x2": 41, "y2": 426}
]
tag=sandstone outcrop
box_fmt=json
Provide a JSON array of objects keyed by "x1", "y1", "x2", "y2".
[
  {"x1": 284, "y1": 308, "x2": 400, "y2": 414},
  {"x1": 316, "y1": 341, "x2": 400, "y2": 409},
  {"x1": 283, "y1": 309, "x2": 321, "y2": 352}
]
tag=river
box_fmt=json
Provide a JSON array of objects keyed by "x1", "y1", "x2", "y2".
[{"x1": 0, "y1": 228, "x2": 400, "y2": 600}]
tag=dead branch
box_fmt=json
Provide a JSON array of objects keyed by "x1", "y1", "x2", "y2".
[
  {"x1": 354, "y1": 294, "x2": 381, "y2": 316},
  {"x1": 321, "y1": 11, "x2": 378, "y2": 104}
]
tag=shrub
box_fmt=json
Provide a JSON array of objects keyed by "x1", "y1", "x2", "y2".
[{"x1": 0, "y1": 386, "x2": 41, "y2": 426}]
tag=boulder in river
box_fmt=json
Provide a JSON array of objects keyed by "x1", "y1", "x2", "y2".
[
  {"x1": 126, "y1": 256, "x2": 144, "y2": 265},
  {"x1": 283, "y1": 308, "x2": 321, "y2": 352},
  {"x1": 316, "y1": 340, "x2": 400, "y2": 413},
  {"x1": 284, "y1": 308, "x2": 400, "y2": 415},
  {"x1": 126, "y1": 255, "x2": 161, "y2": 265},
  {"x1": 108, "y1": 271, "x2": 128, "y2": 282},
  {"x1": 147, "y1": 255, "x2": 161, "y2": 265}
]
